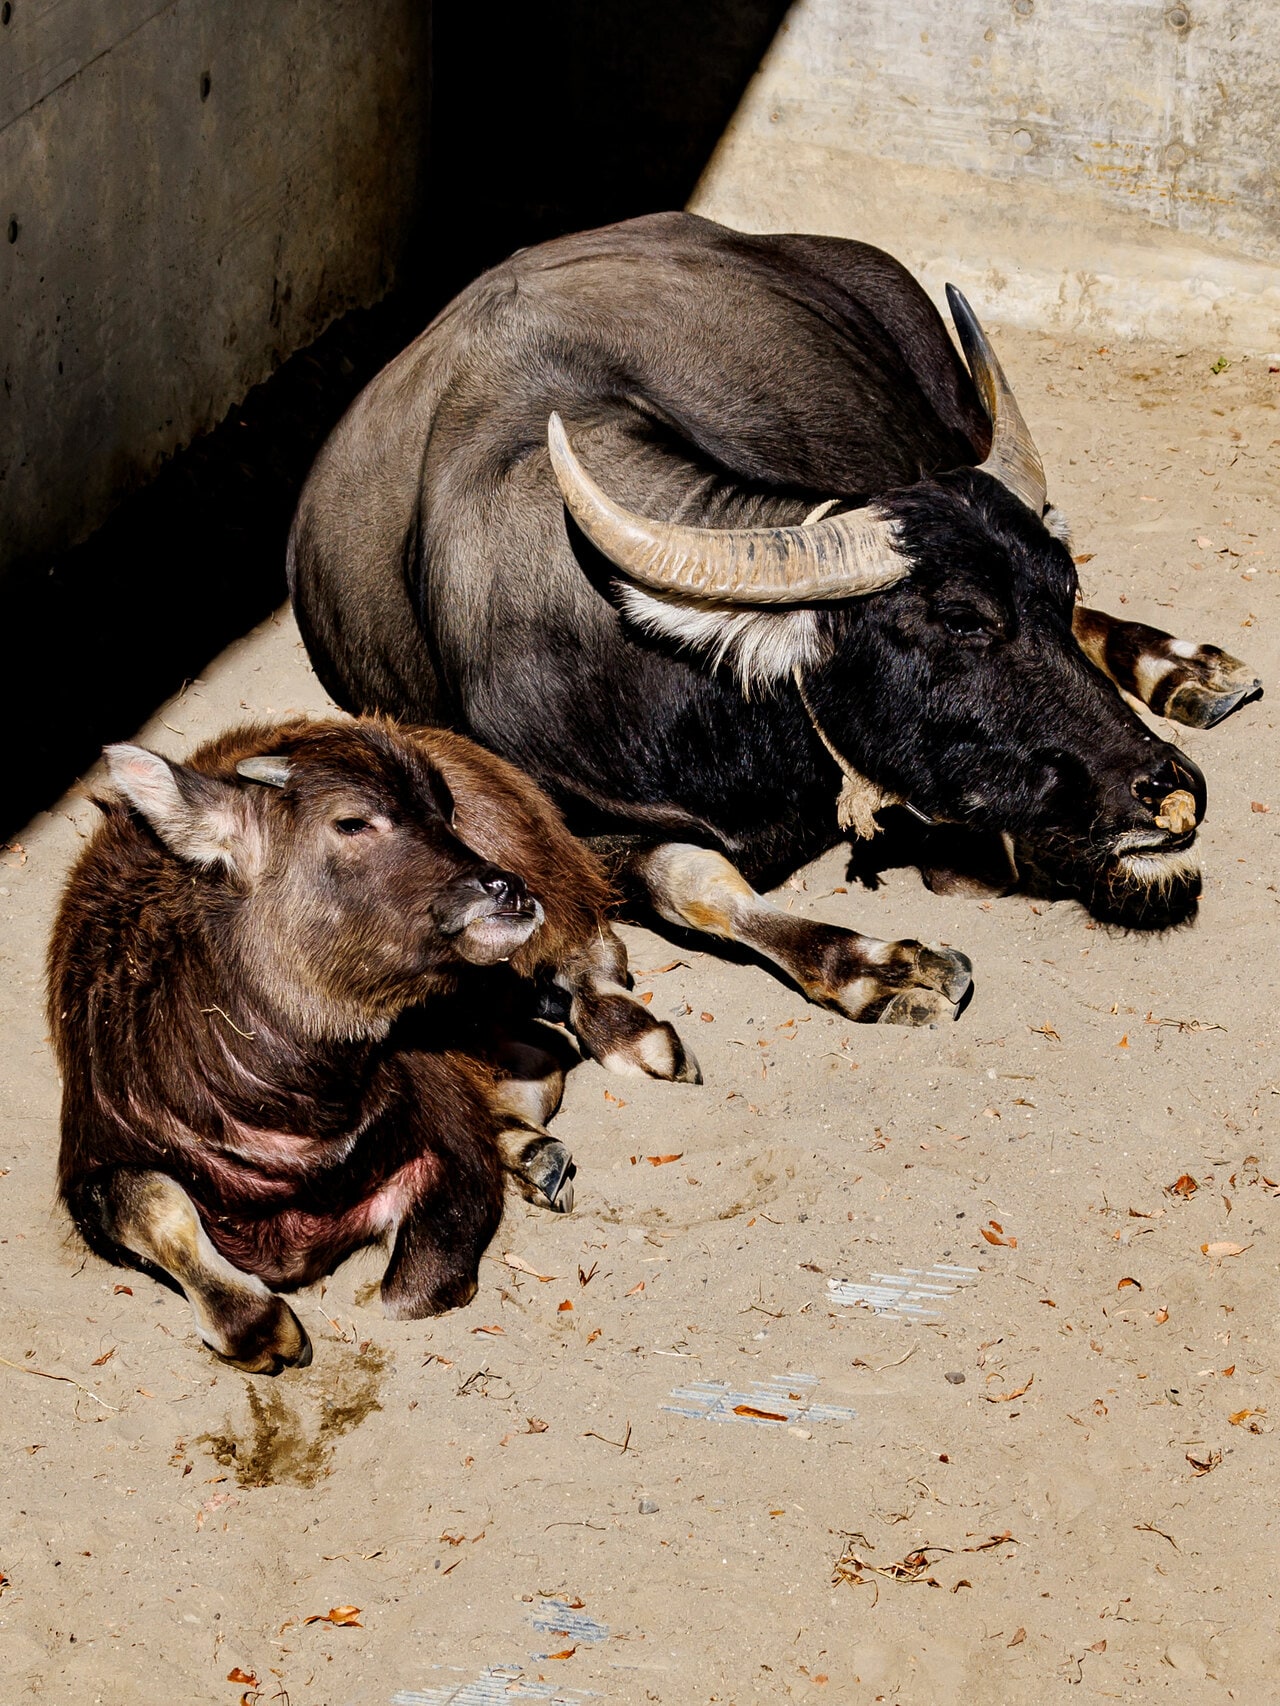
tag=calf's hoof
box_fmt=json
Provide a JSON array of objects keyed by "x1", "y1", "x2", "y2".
[
  {"x1": 210, "y1": 1296, "x2": 312, "y2": 1376},
  {"x1": 513, "y1": 1136, "x2": 576, "y2": 1213},
  {"x1": 1161, "y1": 648, "x2": 1262, "y2": 729},
  {"x1": 505, "y1": 1132, "x2": 580, "y2": 1214}
]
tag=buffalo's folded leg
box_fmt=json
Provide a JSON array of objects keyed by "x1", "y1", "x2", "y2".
[
  {"x1": 488, "y1": 1035, "x2": 567, "y2": 1127},
  {"x1": 486, "y1": 1038, "x2": 575, "y2": 1212},
  {"x1": 555, "y1": 928, "x2": 701, "y2": 1083},
  {"x1": 1073, "y1": 605, "x2": 1262, "y2": 728},
  {"x1": 380, "y1": 1143, "x2": 505, "y2": 1320},
  {"x1": 83, "y1": 1169, "x2": 311, "y2": 1375},
  {"x1": 632, "y1": 843, "x2": 972, "y2": 1025}
]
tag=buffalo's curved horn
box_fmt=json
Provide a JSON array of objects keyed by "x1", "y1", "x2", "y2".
[
  {"x1": 546, "y1": 413, "x2": 908, "y2": 605},
  {"x1": 945, "y1": 285, "x2": 1048, "y2": 517},
  {"x1": 236, "y1": 756, "x2": 292, "y2": 788}
]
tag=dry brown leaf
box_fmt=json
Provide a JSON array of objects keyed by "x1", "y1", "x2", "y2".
[
  {"x1": 1229, "y1": 1407, "x2": 1266, "y2": 1427},
  {"x1": 558, "y1": 1300, "x2": 573, "y2": 1312},
  {"x1": 980, "y1": 1221, "x2": 1017, "y2": 1248},
  {"x1": 546, "y1": 1647, "x2": 577, "y2": 1660},
  {"x1": 1007, "y1": 1628, "x2": 1026, "y2": 1647},
  {"x1": 1088, "y1": 1639, "x2": 1107, "y2": 1654},
  {"x1": 646, "y1": 1153, "x2": 683, "y2": 1166},
  {"x1": 90, "y1": 1347, "x2": 115, "y2": 1367},
  {"x1": 503, "y1": 1252, "x2": 556, "y2": 1282},
  {"x1": 472, "y1": 1324, "x2": 505, "y2": 1335},
  {"x1": 1117, "y1": 1034, "x2": 1129, "y2": 1048},
  {"x1": 603, "y1": 1090, "x2": 627, "y2": 1108},
  {"x1": 305, "y1": 1605, "x2": 362, "y2": 1627},
  {"x1": 226, "y1": 1669, "x2": 258, "y2": 1686},
  {"x1": 112, "y1": 1284, "x2": 133, "y2": 1296},
  {"x1": 1251, "y1": 800, "x2": 1270, "y2": 813},
  {"x1": 1154, "y1": 1306, "x2": 1169, "y2": 1323},
  {"x1": 983, "y1": 1373, "x2": 1034, "y2": 1404},
  {"x1": 1202, "y1": 1241, "x2": 1250, "y2": 1259},
  {"x1": 525, "y1": 1417, "x2": 549, "y2": 1433},
  {"x1": 951, "y1": 1578, "x2": 972, "y2": 1592},
  {"x1": 625, "y1": 1280, "x2": 645, "y2": 1297},
  {"x1": 1186, "y1": 1449, "x2": 1221, "y2": 1476},
  {"x1": 1029, "y1": 1023, "x2": 1061, "y2": 1042},
  {"x1": 733, "y1": 1404, "x2": 788, "y2": 1422},
  {"x1": 1117, "y1": 1276, "x2": 1142, "y2": 1291},
  {"x1": 1168, "y1": 1173, "x2": 1198, "y2": 1198}
]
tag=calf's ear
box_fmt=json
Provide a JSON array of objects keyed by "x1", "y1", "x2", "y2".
[{"x1": 104, "y1": 744, "x2": 250, "y2": 872}]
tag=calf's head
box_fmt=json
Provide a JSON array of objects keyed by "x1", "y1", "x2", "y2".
[
  {"x1": 547, "y1": 291, "x2": 1205, "y2": 930},
  {"x1": 106, "y1": 719, "x2": 543, "y2": 1027}
]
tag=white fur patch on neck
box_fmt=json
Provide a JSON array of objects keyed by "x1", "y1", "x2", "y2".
[
  {"x1": 616, "y1": 583, "x2": 828, "y2": 693},
  {"x1": 1042, "y1": 504, "x2": 1072, "y2": 546}
]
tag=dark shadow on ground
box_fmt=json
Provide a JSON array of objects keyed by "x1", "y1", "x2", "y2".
[{"x1": 2, "y1": 0, "x2": 788, "y2": 839}]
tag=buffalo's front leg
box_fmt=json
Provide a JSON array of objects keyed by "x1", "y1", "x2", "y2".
[
  {"x1": 632, "y1": 844, "x2": 972, "y2": 1025},
  {"x1": 1073, "y1": 605, "x2": 1261, "y2": 728},
  {"x1": 82, "y1": 1169, "x2": 311, "y2": 1374}
]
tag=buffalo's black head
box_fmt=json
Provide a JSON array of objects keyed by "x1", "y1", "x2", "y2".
[{"x1": 805, "y1": 469, "x2": 1205, "y2": 928}]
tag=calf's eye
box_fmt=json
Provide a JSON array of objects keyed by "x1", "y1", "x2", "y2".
[{"x1": 333, "y1": 816, "x2": 372, "y2": 836}]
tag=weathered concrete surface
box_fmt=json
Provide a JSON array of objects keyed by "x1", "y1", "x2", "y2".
[
  {"x1": 0, "y1": 0, "x2": 429, "y2": 575},
  {"x1": 692, "y1": 0, "x2": 1280, "y2": 349}
]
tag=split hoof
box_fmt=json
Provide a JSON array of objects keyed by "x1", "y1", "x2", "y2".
[
  {"x1": 210, "y1": 1296, "x2": 312, "y2": 1375},
  {"x1": 1162, "y1": 649, "x2": 1262, "y2": 729},
  {"x1": 876, "y1": 987, "x2": 961, "y2": 1027},
  {"x1": 510, "y1": 1134, "x2": 577, "y2": 1213}
]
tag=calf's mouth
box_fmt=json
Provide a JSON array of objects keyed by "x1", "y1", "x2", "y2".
[{"x1": 435, "y1": 867, "x2": 545, "y2": 965}]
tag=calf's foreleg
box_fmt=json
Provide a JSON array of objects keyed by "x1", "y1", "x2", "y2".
[
  {"x1": 1073, "y1": 605, "x2": 1261, "y2": 728},
  {"x1": 554, "y1": 927, "x2": 702, "y2": 1083},
  {"x1": 631, "y1": 843, "x2": 972, "y2": 1025},
  {"x1": 79, "y1": 1169, "x2": 311, "y2": 1374}
]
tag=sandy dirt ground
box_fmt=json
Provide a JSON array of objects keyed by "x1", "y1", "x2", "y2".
[{"x1": 1, "y1": 328, "x2": 1277, "y2": 1706}]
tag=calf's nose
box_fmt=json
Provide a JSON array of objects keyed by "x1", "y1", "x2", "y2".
[
  {"x1": 471, "y1": 865, "x2": 530, "y2": 911},
  {"x1": 1130, "y1": 747, "x2": 1206, "y2": 833}
]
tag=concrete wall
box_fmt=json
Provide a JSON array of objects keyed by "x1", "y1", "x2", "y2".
[
  {"x1": 691, "y1": 0, "x2": 1280, "y2": 348},
  {"x1": 1, "y1": 0, "x2": 429, "y2": 576}
]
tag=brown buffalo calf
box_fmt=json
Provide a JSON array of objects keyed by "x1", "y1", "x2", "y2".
[{"x1": 49, "y1": 715, "x2": 696, "y2": 1373}]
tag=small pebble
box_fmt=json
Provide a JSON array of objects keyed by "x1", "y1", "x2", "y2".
[
  {"x1": 638, "y1": 1498, "x2": 659, "y2": 1514},
  {"x1": 945, "y1": 1371, "x2": 966, "y2": 1385}
]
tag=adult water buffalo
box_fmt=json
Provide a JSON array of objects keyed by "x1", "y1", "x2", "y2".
[{"x1": 290, "y1": 213, "x2": 1260, "y2": 1026}]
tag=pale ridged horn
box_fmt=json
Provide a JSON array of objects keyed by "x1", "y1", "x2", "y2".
[
  {"x1": 546, "y1": 413, "x2": 908, "y2": 606},
  {"x1": 945, "y1": 284, "x2": 1048, "y2": 516}
]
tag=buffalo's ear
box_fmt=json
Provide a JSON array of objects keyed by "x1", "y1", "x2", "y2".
[{"x1": 105, "y1": 745, "x2": 251, "y2": 872}]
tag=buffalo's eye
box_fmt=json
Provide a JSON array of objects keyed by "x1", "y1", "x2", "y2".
[
  {"x1": 937, "y1": 607, "x2": 991, "y2": 640},
  {"x1": 333, "y1": 816, "x2": 373, "y2": 836}
]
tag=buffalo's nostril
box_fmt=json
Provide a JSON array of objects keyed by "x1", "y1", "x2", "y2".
[
  {"x1": 476, "y1": 868, "x2": 527, "y2": 908},
  {"x1": 1132, "y1": 751, "x2": 1205, "y2": 827}
]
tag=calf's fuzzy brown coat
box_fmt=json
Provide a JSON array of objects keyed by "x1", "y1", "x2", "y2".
[{"x1": 49, "y1": 715, "x2": 696, "y2": 1371}]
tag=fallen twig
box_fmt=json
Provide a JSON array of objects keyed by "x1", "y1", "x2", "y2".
[{"x1": 0, "y1": 1354, "x2": 116, "y2": 1410}]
